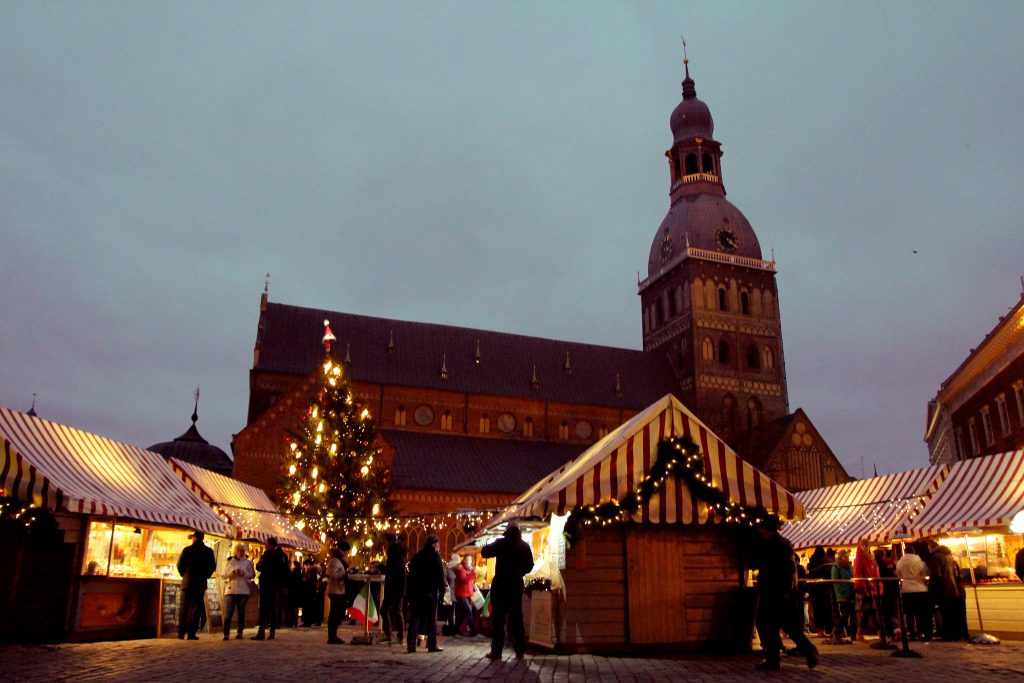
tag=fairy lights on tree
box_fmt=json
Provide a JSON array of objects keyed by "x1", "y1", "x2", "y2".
[{"x1": 279, "y1": 320, "x2": 392, "y2": 554}]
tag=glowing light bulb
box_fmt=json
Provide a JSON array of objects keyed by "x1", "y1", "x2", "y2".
[
  {"x1": 360, "y1": 466, "x2": 369, "y2": 475},
  {"x1": 361, "y1": 408, "x2": 369, "y2": 420},
  {"x1": 318, "y1": 483, "x2": 325, "y2": 493},
  {"x1": 311, "y1": 467, "x2": 318, "y2": 479},
  {"x1": 290, "y1": 442, "x2": 298, "y2": 451},
  {"x1": 372, "y1": 503, "x2": 380, "y2": 516},
  {"x1": 289, "y1": 464, "x2": 296, "y2": 476}
]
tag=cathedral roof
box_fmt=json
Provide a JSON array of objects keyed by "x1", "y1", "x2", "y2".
[
  {"x1": 648, "y1": 194, "x2": 763, "y2": 276},
  {"x1": 253, "y1": 303, "x2": 676, "y2": 409},
  {"x1": 383, "y1": 430, "x2": 581, "y2": 495}
]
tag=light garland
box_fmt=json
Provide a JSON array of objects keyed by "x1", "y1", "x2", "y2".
[{"x1": 562, "y1": 436, "x2": 775, "y2": 546}]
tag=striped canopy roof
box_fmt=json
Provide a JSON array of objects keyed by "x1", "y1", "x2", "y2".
[
  {"x1": 781, "y1": 464, "x2": 949, "y2": 550},
  {"x1": 906, "y1": 449, "x2": 1024, "y2": 537},
  {"x1": 0, "y1": 407, "x2": 230, "y2": 536},
  {"x1": 168, "y1": 458, "x2": 320, "y2": 552},
  {"x1": 492, "y1": 394, "x2": 803, "y2": 526}
]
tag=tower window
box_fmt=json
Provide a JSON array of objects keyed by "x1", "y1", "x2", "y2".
[
  {"x1": 740, "y1": 291, "x2": 750, "y2": 315},
  {"x1": 653, "y1": 302, "x2": 662, "y2": 328},
  {"x1": 746, "y1": 345, "x2": 759, "y2": 369},
  {"x1": 718, "y1": 340, "x2": 731, "y2": 365},
  {"x1": 718, "y1": 287, "x2": 728, "y2": 312},
  {"x1": 523, "y1": 417, "x2": 535, "y2": 438},
  {"x1": 746, "y1": 397, "x2": 763, "y2": 429},
  {"x1": 672, "y1": 150, "x2": 681, "y2": 178},
  {"x1": 558, "y1": 421, "x2": 570, "y2": 440},
  {"x1": 685, "y1": 153, "x2": 699, "y2": 175},
  {"x1": 762, "y1": 347, "x2": 775, "y2": 370},
  {"x1": 479, "y1": 413, "x2": 490, "y2": 434},
  {"x1": 395, "y1": 406, "x2": 407, "y2": 427},
  {"x1": 702, "y1": 337, "x2": 714, "y2": 361},
  {"x1": 441, "y1": 409, "x2": 453, "y2": 431},
  {"x1": 702, "y1": 153, "x2": 713, "y2": 174},
  {"x1": 667, "y1": 290, "x2": 676, "y2": 317}
]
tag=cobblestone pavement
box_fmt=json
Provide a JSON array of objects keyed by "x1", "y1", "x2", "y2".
[{"x1": 3, "y1": 627, "x2": 1024, "y2": 682}]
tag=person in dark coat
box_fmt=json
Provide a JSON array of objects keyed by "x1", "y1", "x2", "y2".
[
  {"x1": 381, "y1": 532, "x2": 407, "y2": 644},
  {"x1": 176, "y1": 530, "x2": 217, "y2": 640},
  {"x1": 807, "y1": 546, "x2": 835, "y2": 636},
  {"x1": 285, "y1": 560, "x2": 303, "y2": 627},
  {"x1": 480, "y1": 523, "x2": 534, "y2": 660},
  {"x1": 252, "y1": 537, "x2": 289, "y2": 640},
  {"x1": 406, "y1": 534, "x2": 447, "y2": 653},
  {"x1": 753, "y1": 517, "x2": 818, "y2": 672},
  {"x1": 927, "y1": 540, "x2": 968, "y2": 641}
]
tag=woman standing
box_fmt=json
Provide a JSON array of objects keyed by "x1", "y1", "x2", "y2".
[
  {"x1": 452, "y1": 555, "x2": 478, "y2": 637},
  {"x1": 326, "y1": 542, "x2": 350, "y2": 644},
  {"x1": 221, "y1": 543, "x2": 256, "y2": 640},
  {"x1": 853, "y1": 538, "x2": 881, "y2": 640}
]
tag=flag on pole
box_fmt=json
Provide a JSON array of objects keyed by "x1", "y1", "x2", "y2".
[
  {"x1": 347, "y1": 584, "x2": 378, "y2": 624},
  {"x1": 480, "y1": 590, "x2": 492, "y2": 618}
]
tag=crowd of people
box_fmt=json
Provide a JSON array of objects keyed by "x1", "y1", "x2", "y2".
[
  {"x1": 174, "y1": 523, "x2": 535, "y2": 660},
  {"x1": 799, "y1": 538, "x2": 970, "y2": 645}
]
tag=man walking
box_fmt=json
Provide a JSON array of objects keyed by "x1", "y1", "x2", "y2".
[
  {"x1": 481, "y1": 523, "x2": 533, "y2": 660},
  {"x1": 176, "y1": 530, "x2": 217, "y2": 640},
  {"x1": 406, "y1": 534, "x2": 446, "y2": 653},
  {"x1": 381, "y1": 532, "x2": 406, "y2": 645},
  {"x1": 252, "y1": 537, "x2": 289, "y2": 640},
  {"x1": 753, "y1": 517, "x2": 818, "y2": 672}
]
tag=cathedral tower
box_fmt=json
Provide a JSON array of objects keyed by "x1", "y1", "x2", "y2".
[{"x1": 639, "y1": 59, "x2": 789, "y2": 443}]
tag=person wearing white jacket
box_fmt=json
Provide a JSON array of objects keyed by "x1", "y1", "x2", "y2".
[
  {"x1": 221, "y1": 543, "x2": 256, "y2": 640},
  {"x1": 895, "y1": 545, "x2": 932, "y2": 641}
]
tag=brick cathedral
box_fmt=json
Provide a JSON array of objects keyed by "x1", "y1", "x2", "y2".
[{"x1": 231, "y1": 59, "x2": 850, "y2": 541}]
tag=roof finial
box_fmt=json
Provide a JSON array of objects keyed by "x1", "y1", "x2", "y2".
[
  {"x1": 474, "y1": 339, "x2": 482, "y2": 365},
  {"x1": 680, "y1": 34, "x2": 696, "y2": 100},
  {"x1": 614, "y1": 374, "x2": 622, "y2": 396},
  {"x1": 192, "y1": 387, "x2": 200, "y2": 424},
  {"x1": 387, "y1": 329, "x2": 396, "y2": 353},
  {"x1": 563, "y1": 352, "x2": 572, "y2": 374},
  {"x1": 344, "y1": 342, "x2": 351, "y2": 364},
  {"x1": 263, "y1": 272, "x2": 271, "y2": 295},
  {"x1": 531, "y1": 365, "x2": 540, "y2": 389},
  {"x1": 27, "y1": 393, "x2": 38, "y2": 417},
  {"x1": 322, "y1": 319, "x2": 336, "y2": 354},
  {"x1": 440, "y1": 354, "x2": 449, "y2": 380}
]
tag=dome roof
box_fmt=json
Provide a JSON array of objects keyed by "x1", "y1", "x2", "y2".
[
  {"x1": 149, "y1": 410, "x2": 233, "y2": 476},
  {"x1": 647, "y1": 194, "x2": 762, "y2": 276},
  {"x1": 670, "y1": 66, "x2": 714, "y2": 143}
]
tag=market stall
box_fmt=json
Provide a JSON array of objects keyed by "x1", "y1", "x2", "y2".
[
  {"x1": 167, "y1": 457, "x2": 319, "y2": 552},
  {"x1": 782, "y1": 464, "x2": 950, "y2": 551},
  {"x1": 0, "y1": 406, "x2": 232, "y2": 641},
  {"x1": 472, "y1": 394, "x2": 803, "y2": 654},
  {"x1": 905, "y1": 449, "x2": 1024, "y2": 639}
]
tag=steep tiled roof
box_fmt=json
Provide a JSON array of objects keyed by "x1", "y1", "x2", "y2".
[
  {"x1": 382, "y1": 430, "x2": 582, "y2": 495},
  {"x1": 255, "y1": 302, "x2": 676, "y2": 409}
]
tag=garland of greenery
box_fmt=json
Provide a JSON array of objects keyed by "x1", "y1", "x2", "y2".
[{"x1": 562, "y1": 435, "x2": 776, "y2": 546}]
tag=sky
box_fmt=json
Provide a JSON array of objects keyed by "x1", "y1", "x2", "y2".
[{"x1": 2, "y1": 2, "x2": 1023, "y2": 478}]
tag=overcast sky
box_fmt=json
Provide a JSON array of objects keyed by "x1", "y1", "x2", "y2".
[{"x1": 2, "y1": 2, "x2": 1022, "y2": 478}]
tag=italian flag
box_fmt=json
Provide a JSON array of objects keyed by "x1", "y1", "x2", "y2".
[
  {"x1": 480, "y1": 591, "x2": 492, "y2": 618},
  {"x1": 346, "y1": 584, "x2": 378, "y2": 625}
]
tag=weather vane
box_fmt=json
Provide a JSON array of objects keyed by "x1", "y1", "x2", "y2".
[
  {"x1": 264, "y1": 272, "x2": 271, "y2": 294},
  {"x1": 681, "y1": 34, "x2": 688, "y2": 63}
]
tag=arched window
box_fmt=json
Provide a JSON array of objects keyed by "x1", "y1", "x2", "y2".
[
  {"x1": 441, "y1": 410, "x2": 453, "y2": 431},
  {"x1": 762, "y1": 346, "x2": 775, "y2": 370},
  {"x1": 672, "y1": 150, "x2": 681, "y2": 178},
  {"x1": 723, "y1": 394, "x2": 739, "y2": 433},
  {"x1": 479, "y1": 413, "x2": 490, "y2": 434},
  {"x1": 685, "y1": 153, "x2": 699, "y2": 175},
  {"x1": 746, "y1": 397, "x2": 763, "y2": 429},
  {"x1": 746, "y1": 344, "x2": 759, "y2": 369},
  {"x1": 740, "y1": 291, "x2": 750, "y2": 315},
  {"x1": 702, "y1": 337, "x2": 715, "y2": 361},
  {"x1": 667, "y1": 290, "x2": 676, "y2": 317},
  {"x1": 675, "y1": 285, "x2": 686, "y2": 313},
  {"x1": 643, "y1": 308, "x2": 650, "y2": 333},
  {"x1": 677, "y1": 349, "x2": 685, "y2": 369},
  {"x1": 718, "y1": 287, "x2": 729, "y2": 312},
  {"x1": 394, "y1": 406, "x2": 407, "y2": 427},
  {"x1": 558, "y1": 421, "x2": 570, "y2": 440},
  {"x1": 702, "y1": 153, "x2": 713, "y2": 174},
  {"x1": 523, "y1": 417, "x2": 535, "y2": 437},
  {"x1": 718, "y1": 339, "x2": 731, "y2": 364},
  {"x1": 692, "y1": 279, "x2": 705, "y2": 309},
  {"x1": 653, "y1": 302, "x2": 662, "y2": 328},
  {"x1": 764, "y1": 290, "x2": 775, "y2": 317}
]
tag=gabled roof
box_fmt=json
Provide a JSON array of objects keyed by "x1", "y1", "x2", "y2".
[
  {"x1": 738, "y1": 411, "x2": 800, "y2": 471},
  {"x1": 490, "y1": 394, "x2": 804, "y2": 527},
  {"x1": 382, "y1": 430, "x2": 583, "y2": 495},
  {"x1": 254, "y1": 303, "x2": 676, "y2": 408}
]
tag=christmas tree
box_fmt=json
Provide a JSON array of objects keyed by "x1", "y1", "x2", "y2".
[{"x1": 280, "y1": 320, "x2": 391, "y2": 556}]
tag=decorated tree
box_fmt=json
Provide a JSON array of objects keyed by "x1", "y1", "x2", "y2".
[{"x1": 280, "y1": 320, "x2": 391, "y2": 556}]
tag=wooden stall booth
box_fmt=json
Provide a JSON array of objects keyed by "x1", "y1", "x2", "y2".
[
  {"x1": 905, "y1": 449, "x2": 1024, "y2": 640},
  {"x1": 472, "y1": 394, "x2": 804, "y2": 654},
  {"x1": 0, "y1": 406, "x2": 233, "y2": 642}
]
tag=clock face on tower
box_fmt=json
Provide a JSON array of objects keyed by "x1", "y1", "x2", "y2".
[{"x1": 714, "y1": 226, "x2": 739, "y2": 253}]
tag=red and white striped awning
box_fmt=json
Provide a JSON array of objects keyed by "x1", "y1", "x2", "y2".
[
  {"x1": 493, "y1": 394, "x2": 803, "y2": 525},
  {"x1": 906, "y1": 449, "x2": 1024, "y2": 537},
  {"x1": 781, "y1": 464, "x2": 949, "y2": 550},
  {"x1": 168, "y1": 458, "x2": 320, "y2": 552},
  {"x1": 0, "y1": 407, "x2": 231, "y2": 536}
]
